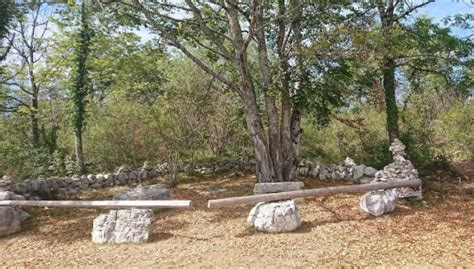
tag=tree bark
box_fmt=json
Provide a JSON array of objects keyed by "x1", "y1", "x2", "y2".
[
  {"x1": 383, "y1": 57, "x2": 399, "y2": 143},
  {"x1": 74, "y1": 133, "x2": 85, "y2": 175},
  {"x1": 379, "y1": 2, "x2": 400, "y2": 144},
  {"x1": 225, "y1": 0, "x2": 276, "y2": 183},
  {"x1": 30, "y1": 96, "x2": 40, "y2": 148},
  {"x1": 255, "y1": 1, "x2": 282, "y2": 181}
]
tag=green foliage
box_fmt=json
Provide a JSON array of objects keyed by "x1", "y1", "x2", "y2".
[
  {"x1": 300, "y1": 109, "x2": 390, "y2": 169},
  {"x1": 0, "y1": 0, "x2": 15, "y2": 41},
  {"x1": 69, "y1": 2, "x2": 93, "y2": 137},
  {"x1": 0, "y1": 1, "x2": 472, "y2": 181}
]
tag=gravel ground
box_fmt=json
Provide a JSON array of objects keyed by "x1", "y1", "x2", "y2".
[{"x1": 0, "y1": 173, "x2": 472, "y2": 268}]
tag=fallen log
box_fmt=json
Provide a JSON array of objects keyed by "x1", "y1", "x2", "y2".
[
  {"x1": 0, "y1": 200, "x2": 191, "y2": 209},
  {"x1": 208, "y1": 179, "x2": 421, "y2": 208}
]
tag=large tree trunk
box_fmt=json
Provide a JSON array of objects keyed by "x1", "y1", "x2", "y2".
[
  {"x1": 255, "y1": 2, "x2": 283, "y2": 181},
  {"x1": 74, "y1": 132, "x2": 86, "y2": 175},
  {"x1": 382, "y1": 57, "x2": 399, "y2": 143}
]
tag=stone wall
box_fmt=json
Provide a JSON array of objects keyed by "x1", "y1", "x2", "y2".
[
  {"x1": 296, "y1": 157, "x2": 378, "y2": 183},
  {"x1": 0, "y1": 157, "x2": 379, "y2": 200},
  {"x1": 0, "y1": 163, "x2": 171, "y2": 200}
]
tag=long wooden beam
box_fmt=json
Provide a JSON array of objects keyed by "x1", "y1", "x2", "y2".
[
  {"x1": 0, "y1": 200, "x2": 191, "y2": 208},
  {"x1": 208, "y1": 179, "x2": 421, "y2": 208}
]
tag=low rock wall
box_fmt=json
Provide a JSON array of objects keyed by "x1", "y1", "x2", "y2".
[{"x1": 0, "y1": 157, "x2": 378, "y2": 200}]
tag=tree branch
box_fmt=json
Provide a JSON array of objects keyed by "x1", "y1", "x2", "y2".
[
  {"x1": 126, "y1": 0, "x2": 233, "y2": 87},
  {"x1": 394, "y1": 0, "x2": 435, "y2": 22}
]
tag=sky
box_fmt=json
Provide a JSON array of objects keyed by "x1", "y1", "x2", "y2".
[
  {"x1": 416, "y1": 0, "x2": 473, "y2": 37},
  {"x1": 134, "y1": 1, "x2": 474, "y2": 43}
]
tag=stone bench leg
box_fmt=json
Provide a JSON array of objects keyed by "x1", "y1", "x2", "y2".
[{"x1": 92, "y1": 209, "x2": 153, "y2": 244}]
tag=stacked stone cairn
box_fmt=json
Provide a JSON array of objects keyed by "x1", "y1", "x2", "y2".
[
  {"x1": 360, "y1": 139, "x2": 422, "y2": 216},
  {"x1": 247, "y1": 182, "x2": 303, "y2": 232},
  {"x1": 371, "y1": 138, "x2": 422, "y2": 199},
  {"x1": 92, "y1": 184, "x2": 170, "y2": 244},
  {"x1": 297, "y1": 158, "x2": 378, "y2": 183}
]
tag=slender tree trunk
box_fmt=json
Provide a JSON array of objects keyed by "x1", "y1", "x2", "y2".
[
  {"x1": 226, "y1": 0, "x2": 276, "y2": 183},
  {"x1": 74, "y1": 134, "x2": 85, "y2": 175},
  {"x1": 379, "y1": 2, "x2": 400, "y2": 144},
  {"x1": 255, "y1": 1, "x2": 282, "y2": 181},
  {"x1": 71, "y1": 2, "x2": 91, "y2": 175},
  {"x1": 31, "y1": 95, "x2": 40, "y2": 148},
  {"x1": 383, "y1": 57, "x2": 399, "y2": 143}
]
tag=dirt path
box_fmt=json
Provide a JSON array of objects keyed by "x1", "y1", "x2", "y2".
[{"x1": 0, "y1": 173, "x2": 473, "y2": 267}]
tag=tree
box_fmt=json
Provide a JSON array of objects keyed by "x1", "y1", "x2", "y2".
[
  {"x1": 70, "y1": 1, "x2": 93, "y2": 175},
  {"x1": 108, "y1": 0, "x2": 348, "y2": 182},
  {"x1": 0, "y1": 0, "x2": 17, "y2": 62},
  {"x1": 375, "y1": 0, "x2": 435, "y2": 143},
  {"x1": 0, "y1": 3, "x2": 55, "y2": 148}
]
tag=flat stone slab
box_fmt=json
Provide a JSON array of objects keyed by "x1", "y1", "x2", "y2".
[
  {"x1": 92, "y1": 209, "x2": 153, "y2": 244},
  {"x1": 247, "y1": 200, "x2": 301, "y2": 232},
  {"x1": 253, "y1": 182, "x2": 304, "y2": 194},
  {"x1": 114, "y1": 184, "x2": 171, "y2": 201}
]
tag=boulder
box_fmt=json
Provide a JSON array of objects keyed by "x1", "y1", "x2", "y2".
[
  {"x1": 360, "y1": 189, "x2": 398, "y2": 217},
  {"x1": 297, "y1": 167, "x2": 309, "y2": 176},
  {"x1": 0, "y1": 206, "x2": 30, "y2": 236},
  {"x1": 253, "y1": 182, "x2": 304, "y2": 195},
  {"x1": 117, "y1": 165, "x2": 131, "y2": 173},
  {"x1": 0, "y1": 175, "x2": 13, "y2": 189},
  {"x1": 114, "y1": 184, "x2": 171, "y2": 201},
  {"x1": 343, "y1": 157, "x2": 356, "y2": 167},
  {"x1": 92, "y1": 209, "x2": 153, "y2": 244},
  {"x1": 319, "y1": 169, "x2": 329, "y2": 180},
  {"x1": 308, "y1": 166, "x2": 320, "y2": 177},
  {"x1": 364, "y1": 167, "x2": 378, "y2": 177},
  {"x1": 351, "y1": 165, "x2": 366, "y2": 180},
  {"x1": 247, "y1": 200, "x2": 301, "y2": 232},
  {"x1": 0, "y1": 191, "x2": 25, "y2": 201}
]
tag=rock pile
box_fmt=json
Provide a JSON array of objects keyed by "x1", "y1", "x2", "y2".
[
  {"x1": 92, "y1": 209, "x2": 153, "y2": 244},
  {"x1": 3, "y1": 162, "x2": 174, "y2": 200},
  {"x1": 371, "y1": 139, "x2": 422, "y2": 198},
  {"x1": 297, "y1": 157, "x2": 378, "y2": 183}
]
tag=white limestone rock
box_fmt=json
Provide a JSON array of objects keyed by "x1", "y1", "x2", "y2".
[
  {"x1": 343, "y1": 157, "x2": 356, "y2": 167},
  {"x1": 308, "y1": 166, "x2": 320, "y2": 177},
  {"x1": 92, "y1": 209, "x2": 153, "y2": 244},
  {"x1": 247, "y1": 200, "x2": 301, "y2": 232},
  {"x1": 360, "y1": 189, "x2": 398, "y2": 217},
  {"x1": 364, "y1": 166, "x2": 378, "y2": 177},
  {"x1": 351, "y1": 165, "x2": 366, "y2": 180},
  {"x1": 0, "y1": 175, "x2": 13, "y2": 189}
]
